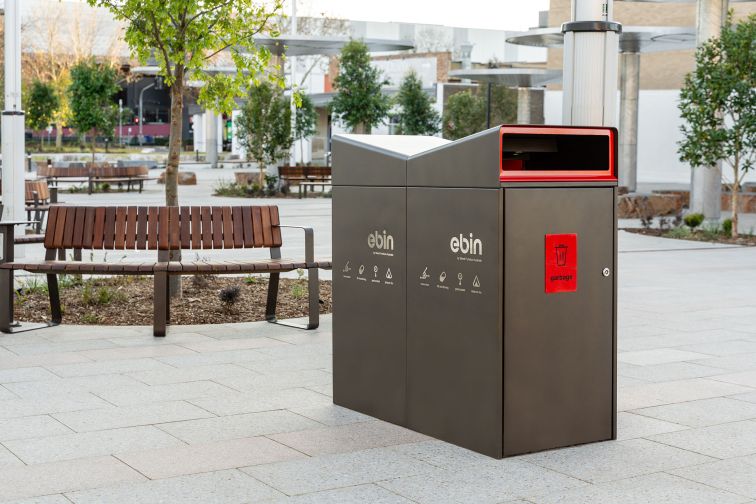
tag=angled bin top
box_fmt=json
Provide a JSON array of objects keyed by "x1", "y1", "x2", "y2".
[{"x1": 332, "y1": 134, "x2": 450, "y2": 187}]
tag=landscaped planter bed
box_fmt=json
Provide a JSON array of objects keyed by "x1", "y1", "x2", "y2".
[{"x1": 13, "y1": 275, "x2": 332, "y2": 326}]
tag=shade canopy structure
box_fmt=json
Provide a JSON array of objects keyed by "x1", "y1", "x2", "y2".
[
  {"x1": 448, "y1": 68, "x2": 562, "y2": 88},
  {"x1": 507, "y1": 26, "x2": 696, "y2": 191},
  {"x1": 507, "y1": 26, "x2": 696, "y2": 53},
  {"x1": 448, "y1": 68, "x2": 563, "y2": 125},
  {"x1": 252, "y1": 35, "x2": 414, "y2": 57}
]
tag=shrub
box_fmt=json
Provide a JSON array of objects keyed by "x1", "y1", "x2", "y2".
[
  {"x1": 219, "y1": 285, "x2": 241, "y2": 308},
  {"x1": 722, "y1": 218, "x2": 733, "y2": 236},
  {"x1": 684, "y1": 213, "x2": 705, "y2": 228}
]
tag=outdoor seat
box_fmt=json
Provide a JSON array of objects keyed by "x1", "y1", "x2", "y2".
[{"x1": 0, "y1": 204, "x2": 331, "y2": 336}]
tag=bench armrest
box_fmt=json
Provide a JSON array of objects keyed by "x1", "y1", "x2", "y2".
[
  {"x1": 0, "y1": 221, "x2": 36, "y2": 263},
  {"x1": 275, "y1": 225, "x2": 314, "y2": 264}
]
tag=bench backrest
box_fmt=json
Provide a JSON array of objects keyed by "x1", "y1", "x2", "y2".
[
  {"x1": 43, "y1": 205, "x2": 283, "y2": 251},
  {"x1": 25, "y1": 180, "x2": 50, "y2": 202},
  {"x1": 279, "y1": 166, "x2": 331, "y2": 178}
]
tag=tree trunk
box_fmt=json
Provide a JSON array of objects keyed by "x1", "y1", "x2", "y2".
[
  {"x1": 55, "y1": 124, "x2": 63, "y2": 148},
  {"x1": 364, "y1": 123, "x2": 372, "y2": 134},
  {"x1": 353, "y1": 123, "x2": 364, "y2": 134},
  {"x1": 731, "y1": 180, "x2": 739, "y2": 239},
  {"x1": 166, "y1": 66, "x2": 185, "y2": 297},
  {"x1": 91, "y1": 134, "x2": 96, "y2": 164}
]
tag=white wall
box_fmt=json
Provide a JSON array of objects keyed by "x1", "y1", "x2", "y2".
[{"x1": 545, "y1": 90, "x2": 756, "y2": 185}]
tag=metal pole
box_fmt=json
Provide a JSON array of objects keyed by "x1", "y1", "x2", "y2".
[
  {"x1": 561, "y1": 0, "x2": 620, "y2": 126},
  {"x1": 289, "y1": 0, "x2": 298, "y2": 166},
  {"x1": 138, "y1": 82, "x2": 155, "y2": 146},
  {"x1": 1, "y1": 0, "x2": 25, "y2": 245},
  {"x1": 689, "y1": 0, "x2": 727, "y2": 220},
  {"x1": 119, "y1": 98, "x2": 123, "y2": 146},
  {"x1": 486, "y1": 82, "x2": 492, "y2": 129},
  {"x1": 619, "y1": 52, "x2": 640, "y2": 192}
]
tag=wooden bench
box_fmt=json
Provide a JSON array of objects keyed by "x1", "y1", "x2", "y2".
[
  {"x1": 278, "y1": 166, "x2": 332, "y2": 198},
  {"x1": 25, "y1": 180, "x2": 58, "y2": 233},
  {"x1": 37, "y1": 164, "x2": 155, "y2": 194},
  {"x1": 0, "y1": 205, "x2": 331, "y2": 336}
]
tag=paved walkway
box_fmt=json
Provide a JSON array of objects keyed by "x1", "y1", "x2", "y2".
[{"x1": 0, "y1": 230, "x2": 754, "y2": 503}]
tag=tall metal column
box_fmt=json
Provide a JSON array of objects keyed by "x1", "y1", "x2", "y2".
[
  {"x1": 619, "y1": 51, "x2": 640, "y2": 192},
  {"x1": 1, "y1": 0, "x2": 25, "y2": 236},
  {"x1": 561, "y1": 0, "x2": 621, "y2": 126},
  {"x1": 689, "y1": 0, "x2": 727, "y2": 220}
]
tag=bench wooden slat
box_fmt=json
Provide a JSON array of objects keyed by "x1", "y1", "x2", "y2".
[
  {"x1": 147, "y1": 207, "x2": 159, "y2": 250},
  {"x1": 211, "y1": 206, "x2": 223, "y2": 249},
  {"x1": 222, "y1": 207, "x2": 234, "y2": 249},
  {"x1": 126, "y1": 207, "x2": 138, "y2": 249},
  {"x1": 71, "y1": 207, "x2": 86, "y2": 249},
  {"x1": 83, "y1": 207, "x2": 96, "y2": 248},
  {"x1": 136, "y1": 207, "x2": 148, "y2": 250},
  {"x1": 252, "y1": 207, "x2": 263, "y2": 247},
  {"x1": 103, "y1": 207, "x2": 116, "y2": 249},
  {"x1": 201, "y1": 206, "x2": 212, "y2": 249},
  {"x1": 270, "y1": 206, "x2": 282, "y2": 247},
  {"x1": 44, "y1": 206, "x2": 60, "y2": 249},
  {"x1": 169, "y1": 207, "x2": 180, "y2": 251},
  {"x1": 232, "y1": 207, "x2": 244, "y2": 248},
  {"x1": 60, "y1": 207, "x2": 75, "y2": 248},
  {"x1": 242, "y1": 206, "x2": 254, "y2": 248},
  {"x1": 180, "y1": 207, "x2": 191, "y2": 249},
  {"x1": 261, "y1": 206, "x2": 273, "y2": 247},
  {"x1": 92, "y1": 207, "x2": 106, "y2": 249},
  {"x1": 190, "y1": 207, "x2": 201, "y2": 249},
  {"x1": 114, "y1": 207, "x2": 127, "y2": 249},
  {"x1": 158, "y1": 207, "x2": 169, "y2": 250}
]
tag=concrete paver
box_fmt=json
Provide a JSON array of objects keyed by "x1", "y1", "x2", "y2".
[{"x1": 1, "y1": 193, "x2": 756, "y2": 501}]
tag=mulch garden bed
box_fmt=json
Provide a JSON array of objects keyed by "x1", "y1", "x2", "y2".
[
  {"x1": 13, "y1": 275, "x2": 332, "y2": 326},
  {"x1": 623, "y1": 227, "x2": 756, "y2": 246}
]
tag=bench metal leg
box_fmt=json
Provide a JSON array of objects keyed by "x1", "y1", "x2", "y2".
[
  {"x1": 0, "y1": 269, "x2": 12, "y2": 333},
  {"x1": 0, "y1": 269, "x2": 56, "y2": 334},
  {"x1": 47, "y1": 274, "x2": 62, "y2": 325},
  {"x1": 154, "y1": 272, "x2": 168, "y2": 337},
  {"x1": 265, "y1": 268, "x2": 320, "y2": 330}
]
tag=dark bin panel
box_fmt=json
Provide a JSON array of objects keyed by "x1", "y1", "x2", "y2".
[
  {"x1": 408, "y1": 127, "x2": 501, "y2": 188},
  {"x1": 332, "y1": 186, "x2": 407, "y2": 425},
  {"x1": 503, "y1": 187, "x2": 616, "y2": 456},
  {"x1": 406, "y1": 187, "x2": 503, "y2": 458}
]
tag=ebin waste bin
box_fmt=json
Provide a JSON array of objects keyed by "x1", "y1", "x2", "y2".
[{"x1": 332, "y1": 125, "x2": 617, "y2": 458}]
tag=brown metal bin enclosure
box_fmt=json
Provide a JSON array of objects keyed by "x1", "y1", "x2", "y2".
[
  {"x1": 332, "y1": 135, "x2": 450, "y2": 425},
  {"x1": 332, "y1": 126, "x2": 617, "y2": 459}
]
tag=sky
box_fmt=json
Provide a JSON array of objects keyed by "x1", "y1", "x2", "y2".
[{"x1": 290, "y1": 0, "x2": 551, "y2": 31}]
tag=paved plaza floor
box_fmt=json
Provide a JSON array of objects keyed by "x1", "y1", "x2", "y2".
[{"x1": 2, "y1": 167, "x2": 755, "y2": 502}]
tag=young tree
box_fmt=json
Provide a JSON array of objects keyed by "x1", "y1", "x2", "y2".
[
  {"x1": 67, "y1": 59, "x2": 118, "y2": 162},
  {"x1": 86, "y1": 0, "x2": 285, "y2": 208},
  {"x1": 25, "y1": 80, "x2": 60, "y2": 150},
  {"x1": 442, "y1": 91, "x2": 486, "y2": 140},
  {"x1": 331, "y1": 40, "x2": 390, "y2": 133},
  {"x1": 396, "y1": 70, "x2": 439, "y2": 136},
  {"x1": 236, "y1": 82, "x2": 292, "y2": 186},
  {"x1": 678, "y1": 14, "x2": 756, "y2": 238},
  {"x1": 294, "y1": 93, "x2": 317, "y2": 164}
]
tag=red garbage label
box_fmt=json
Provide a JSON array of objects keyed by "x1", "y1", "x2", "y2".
[{"x1": 545, "y1": 234, "x2": 577, "y2": 293}]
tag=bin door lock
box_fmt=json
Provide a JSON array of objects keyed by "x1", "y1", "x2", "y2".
[{"x1": 602, "y1": 267, "x2": 611, "y2": 277}]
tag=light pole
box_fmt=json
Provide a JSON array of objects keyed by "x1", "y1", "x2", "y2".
[
  {"x1": 118, "y1": 98, "x2": 123, "y2": 146},
  {"x1": 1, "y1": 0, "x2": 25, "y2": 237},
  {"x1": 138, "y1": 83, "x2": 155, "y2": 146}
]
